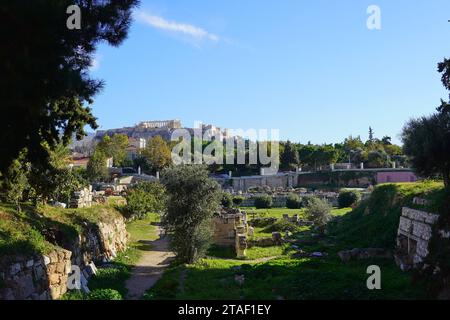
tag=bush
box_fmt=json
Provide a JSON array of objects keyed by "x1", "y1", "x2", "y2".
[
  {"x1": 305, "y1": 197, "x2": 331, "y2": 232},
  {"x1": 265, "y1": 219, "x2": 300, "y2": 233},
  {"x1": 87, "y1": 289, "x2": 123, "y2": 300},
  {"x1": 124, "y1": 181, "x2": 166, "y2": 219},
  {"x1": 338, "y1": 190, "x2": 361, "y2": 208},
  {"x1": 221, "y1": 193, "x2": 233, "y2": 208},
  {"x1": 254, "y1": 194, "x2": 273, "y2": 209},
  {"x1": 232, "y1": 196, "x2": 245, "y2": 206},
  {"x1": 286, "y1": 193, "x2": 302, "y2": 209}
]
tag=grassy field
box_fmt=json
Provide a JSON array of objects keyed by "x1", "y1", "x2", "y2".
[{"x1": 145, "y1": 182, "x2": 447, "y2": 300}]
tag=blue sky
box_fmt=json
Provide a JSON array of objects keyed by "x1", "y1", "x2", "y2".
[{"x1": 90, "y1": 0, "x2": 450, "y2": 145}]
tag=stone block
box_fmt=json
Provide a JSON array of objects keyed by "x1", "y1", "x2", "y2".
[
  {"x1": 412, "y1": 222, "x2": 432, "y2": 240},
  {"x1": 10, "y1": 263, "x2": 22, "y2": 276},
  {"x1": 49, "y1": 286, "x2": 61, "y2": 300},
  {"x1": 33, "y1": 264, "x2": 45, "y2": 280},
  {"x1": 55, "y1": 261, "x2": 66, "y2": 274},
  {"x1": 416, "y1": 239, "x2": 429, "y2": 258},
  {"x1": 398, "y1": 217, "x2": 412, "y2": 232},
  {"x1": 48, "y1": 251, "x2": 58, "y2": 264},
  {"x1": 48, "y1": 273, "x2": 60, "y2": 286},
  {"x1": 17, "y1": 274, "x2": 35, "y2": 299}
]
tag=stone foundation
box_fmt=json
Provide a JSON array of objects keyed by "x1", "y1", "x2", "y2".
[{"x1": 213, "y1": 209, "x2": 249, "y2": 257}]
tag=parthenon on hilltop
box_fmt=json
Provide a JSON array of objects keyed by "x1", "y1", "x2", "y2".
[{"x1": 136, "y1": 120, "x2": 182, "y2": 129}]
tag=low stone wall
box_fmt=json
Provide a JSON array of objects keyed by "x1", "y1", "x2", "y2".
[
  {"x1": 0, "y1": 248, "x2": 71, "y2": 300},
  {"x1": 71, "y1": 216, "x2": 129, "y2": 266},
  {"x1": 0, "y1": 214, "x2": 128, "y2": 300}
]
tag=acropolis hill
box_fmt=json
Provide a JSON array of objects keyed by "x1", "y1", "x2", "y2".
[{"x1": 95, "y1": 119, "x2": 231, "y2": 142}]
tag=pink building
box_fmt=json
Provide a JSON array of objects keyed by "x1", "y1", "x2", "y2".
[{"x1": 376, "y1": 171, "x2": 417, "y2": 184}]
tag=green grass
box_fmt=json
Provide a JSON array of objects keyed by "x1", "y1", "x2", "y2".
[
  {"x1": 328, "y1": 181, "x2": 446, "y2": 250},
  {"x1": 147, "y1": 183, "x2": 446, "y2": 300},
  {"x1": 243, "y1": 207, "x2": 305, "y2": 220},
  {"x1": 146, "y1": 254, "x2": 425, "y2": 300},
  {"x1": 245, "y1": 244, "x2": 290, "y2": 260},
  {"x1": 331, "y1": 207, "x2": 353, "y2": 216}
]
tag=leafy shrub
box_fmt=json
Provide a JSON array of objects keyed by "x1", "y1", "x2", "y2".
[
  {"x1": 221, "y1": 193, "x2": 233, "y2": 208},
  {"x1": 232, "y1": 196, "x2": 245, "y2": 206},
  {"x1": 61, "y1": 290, "x2": 86, "y2": 300},
  {"x1": 264, "y1": 219, "x2": 300, "y2": 233},
  {"x1": 305, "y1": 197, "x2": 331, "y2": 231},
  {"x1": 286, "y1": 193, "x2": 302, "y2": 209},
  {"x1": 301, "y1": 196, "x2": 315, "y2": 208},
  {"x1": 338, "y1": 190, "x2": 361, "y2": 208},
  {"x1": 124, "y1": 181, "x2": 166, "y2": 219},
  {"x1": 249, "y1": 217, "x2": 277, "y2": 227},
  {"x1": 87, "y1": 289, "x2": 123, "y2": 300},
  {"x1": 254, "y1": 194, "x2": 273, "y2": 209}
]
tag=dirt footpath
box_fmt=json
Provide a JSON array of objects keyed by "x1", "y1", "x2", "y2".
[{"x1": 125, "y1": 227, "x2": 175, "y2": 300}]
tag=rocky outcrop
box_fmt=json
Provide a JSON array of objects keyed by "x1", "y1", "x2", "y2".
[{"x1": 0, "y1": 214, "x2": 128, "y2": 300}]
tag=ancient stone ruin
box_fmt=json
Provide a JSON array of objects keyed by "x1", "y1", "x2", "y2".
[
  {"x1": 0, "y1": 214, "x2": 128, "y2": 300},
  {"x1": 69, "y1": 186, "x2": 93, "y2": 208},
  {"x1": 213, "y1": 208, "x2": 251, "y2": 258},
  {"x1": 394, "y1": 207, "x2": 440, "y2": 270}
]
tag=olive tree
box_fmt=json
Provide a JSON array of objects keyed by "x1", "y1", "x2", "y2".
[
  {"x1": 161, "y1": 165, "x2": 222, "y2": 263},
  {"x1": 401, "y1": 111, "x2": 450, "y2": 187}
]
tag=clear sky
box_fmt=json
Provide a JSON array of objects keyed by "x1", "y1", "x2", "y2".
[{"x1": 90, "y1": 0, "x2": 450, "y2": 145}]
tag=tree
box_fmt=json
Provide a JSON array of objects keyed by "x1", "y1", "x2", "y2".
[
  {"x1": 368, "y1": 127, "x2": 375, "y2": 143},
  {"x1": 280, "y1": 141, "x2": 299, "y2": 171},
  {"x1": 125, "y1": 181, "x2": 166, "y2": 220},
  {"x1": 161, "y1": 165, "x2": 221, "y2": 263},
  {"x1": 221, "y1": 192, "x2": 233, "y2": 208},
  {"x1": 315, "y1": 145, "x2": 339, "y2": 168},
  {"x1": 1, "y1": 151, "x2": 30, "y2": 212},
  {"x1": 86, "y1": 150, "x2": 109, "y2": 182},
  {"x1": 254, "y1": 194, "x2": 273, "y2": 209},
  {"x1": 298, "y1": 144, "x2": 317, "y2": 169},
  {"x1": 0, "y1": 0, "x2": 138, "y2": 173},
  {"x1": 366, "y1": 149, "x2": 389, "y2": 168},
  {"x1": 97, "y1": 134, "x2": 129, "y2": 167},
  {"x1": 28, "y1": 143, "x2": 86, "y2": 204},
  {"x1": 401, "y1": 111, "x2": 450, "y2": 187},
  {"x1": 305, "y1": 197, "x2": 331, "y2": 234},
  {"x1": 286, "y1": 193, "x2": 302, "y2": 209},
  {"x1": 142, "y1": 136, "x2": 172, "y2": 173},
  {"x1": 381, "y1": 136, "x2": 392, "y2": 145},
  {"x1": 232, "y1": 196, "x2": 245, "y2": 206},
  {"x1": 338, "y1": 190, "x2": 361, "y2": 208}
]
